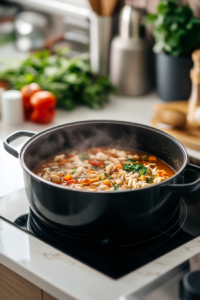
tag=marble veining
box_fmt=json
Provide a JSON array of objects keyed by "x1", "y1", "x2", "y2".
[{"x1": 1, "y1": 218, "x2": 200, "y2": 300}]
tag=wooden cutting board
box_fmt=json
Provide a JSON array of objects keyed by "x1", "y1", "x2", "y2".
[{"x1": 151, "y1": 101, "x2": 200, "y2": 151}]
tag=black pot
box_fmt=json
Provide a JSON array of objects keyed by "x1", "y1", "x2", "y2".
[
  {"x1": 156, "y1": 53, "x2": 193, "y2": 102},
  {"x1": 3, "y1": 120, "x2": 200, "y2": 239}
]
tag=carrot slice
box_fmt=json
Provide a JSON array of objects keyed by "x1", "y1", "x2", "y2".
[
  {"x1": 81, "y1": 179, "x2": 90, "y2": 186},
  {"x1": 141, "y1": 175, "x2": 146, "y2": 181},
  {"x1": 90, "y1": 178, "x2": 99, "y2": 183},
  {"x1": 63, "y1": 174, "x2": 72, "y2": 181},
  {"x1": 59, "y1": 159, "x2": 68, "y2": 165},
  {"x1": 157, "y1": 170, "x2": 164, "y2": 174},
  {"x1": 80, "y1": 179, "x2": 90, "y2": 183},
  {"x1": 148, "y1": 156, "x2": 157, "y2": 162},
  {"x1": 116, "y1": 164, "x2": 123, "y2": 170},
  {"x1": 104, "y1": 179, "x2": 111, "y2": 186},
  {"x1": 67, "y1": 180, "x2": 78, "y2": 185},
  {"x1": 162, "y1": 172, "x2": 169, "y2": 177}
]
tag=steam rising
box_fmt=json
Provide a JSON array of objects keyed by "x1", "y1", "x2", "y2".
[{"x1": 23, "y1": 121, "x2": 184, "y2": 172}]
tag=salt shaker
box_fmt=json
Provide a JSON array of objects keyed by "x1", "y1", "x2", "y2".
[{"x1": 1, "y1": 90, "x2": 24, "y2": 125}]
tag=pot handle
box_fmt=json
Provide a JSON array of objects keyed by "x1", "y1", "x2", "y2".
[
  {"x1": 3, "y1": 131, "x2": 36, "y2": 158},
  {"x1": 161, "y1": 163, "x2": 200, "y2": 193}
]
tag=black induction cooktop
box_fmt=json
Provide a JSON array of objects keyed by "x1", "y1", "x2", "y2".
[{"x1": 1, "y1": 183, "x2": 200, "y2": 279}]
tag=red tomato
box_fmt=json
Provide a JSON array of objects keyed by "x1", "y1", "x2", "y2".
[
  {"x1": 88, "y1": 159, "x2": 106, "y2": 166},
  {"x1": 21, "y1": 83, "x2": 42, "y2": 119},
  {"x1": 30, "y1": 108, "x2": 55, "y2": 124},
  {"x1": 30, "y1": 91, "x2": 56, "y2": 109},
  {"x1": 30, "y1": 91, "x2": 57, "y2": 124},
  {"x1": 0, "y1": 80, "x2": 8, "y2": 89}
]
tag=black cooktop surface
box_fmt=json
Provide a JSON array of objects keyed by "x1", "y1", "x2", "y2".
[{"x1": 1, "y1": 187, "x2": 200, "y2": 279}]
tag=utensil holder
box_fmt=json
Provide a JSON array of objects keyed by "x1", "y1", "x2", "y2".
[{"x1": 89, "y1": 13, "x2": 119, "y2": 76}]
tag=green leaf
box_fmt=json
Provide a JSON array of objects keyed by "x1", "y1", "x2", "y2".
[
  {"x1": 78, "y1": 154, "x2": 89, "y2": 161},
  {"x1": 91, "y1": 166, "x2": 98, "y2": 170},
  {"x1": 145, "y1": 0, "x2": 200, "y2": 57},
  {"x1": 127, "y1": 158, "x2": 135, "y2": 163},
  {"x1": 113, "y1": 183, "x2": 121, "y2": 190}
]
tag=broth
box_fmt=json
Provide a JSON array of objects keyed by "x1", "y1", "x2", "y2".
[{"x1": 33, "y1": 147, "x2": 175, "y2": 191}]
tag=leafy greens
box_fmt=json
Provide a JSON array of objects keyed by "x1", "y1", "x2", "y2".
[
  {"x1": 123, "y1": 162, "x2": 149, "y2": 176},
  {"x1": 145, "y1": 0, "x2": 200, "y2": 57},
  {"x1": 0, "y1": 50, "x2": 115, "y2": 110}
]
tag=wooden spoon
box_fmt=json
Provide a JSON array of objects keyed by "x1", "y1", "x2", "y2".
[
  {"x1": 89, "y1": 0, "x2": 101, "y2": 15},
  {"x1": 100, "y1": 0, "x2": 119, "y2": 16}
]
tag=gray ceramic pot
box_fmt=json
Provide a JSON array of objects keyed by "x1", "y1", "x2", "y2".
[{"x1": 156, "y1": 52, "x2": 193, "y2": 102}]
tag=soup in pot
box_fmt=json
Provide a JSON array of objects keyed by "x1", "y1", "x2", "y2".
[{"x1": 33, "y1": 147, "x2": 175, "y2": 191}]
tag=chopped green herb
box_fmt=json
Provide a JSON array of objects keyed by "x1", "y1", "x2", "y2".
[
  {"x1": 91, "y1": 166, "x2": 99, "y2": 170},
  {"x1": 109, "y1": 176, "x2": 113, "y2": 179},
  {"x1": 127, "y1": 158, "x2": 135, "y2": 163},
  {"x1": 72, "y1": 169, "x2": 76, "y2": 174},
  {"x1": 78, "y1": 154, "x2": 89, "y2": 161},
  {"x1": 49, "y1": 167, "x2": 53, "y2": 171},
  {"x1": 146, "y1": 177, "x2": 153, "y2": 184},
  {"x1": 103, "y1": 164, "x2": 110, "y2": 169},
  {"x1": 123, "y1": 162, "x2": 149, "y2": 176},
  {"x1": 101, "y1": 177, "x2": 105, "y2": 181},
  {"x1": 113, "y1": 183, "x2": 121, "y2": 190},
  {"x1": 123, "y1": 163, "x2": 142, "y2": 173},
  {"x1": 141, "y1": 156, "x2": 148, "y2": 161},
  {"x1": 139, "y1": 166, "x2": 149, "y2": 176},
  {"x1": 104, "y1": 172, "x2": 108, "y2": 177}
]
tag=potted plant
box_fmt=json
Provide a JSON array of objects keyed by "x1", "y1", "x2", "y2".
[{"x1": 146, "y1": 0, "x2": 200, "y2": 102}]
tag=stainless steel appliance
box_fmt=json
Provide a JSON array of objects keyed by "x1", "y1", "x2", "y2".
[{"x1": 110, "y1": 5, "x2": 150, "y2": 95}]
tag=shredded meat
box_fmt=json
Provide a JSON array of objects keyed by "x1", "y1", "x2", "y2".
[
  {"x1": 96, "y1": 152, "x2": 107, "y2": 161},
  {"x1": 105, "y1": 163, "x2": 116, "y2": 175}
]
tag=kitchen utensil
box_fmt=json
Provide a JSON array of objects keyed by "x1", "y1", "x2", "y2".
[
  {"x1": 154, "y1": 106, "x2": 187, "y2": 128},
  {"x1": 89, "y1": 13, "x2": 118, "y2": 75},
  {"x1": 1, "y1": 90, "x2": 24, "y2": 125},
  {"x1": 109, "y1": 5, "x2": 150, "y2": 95},
  {"x1": 151, "y1": 101, "x2": 200, "y2": 151},
  {"x1": 15, "y1": 11, "x2": 48, "y2": 51},
  {"x1": 88, "y1": 0, "x2": 101, "y2": 15},
  {"x1": 100, "y1": 0, "x2": 118, "y2": 16},
  {"x1": 3, "y1": 120, "x2": 200, "y2": 239}
]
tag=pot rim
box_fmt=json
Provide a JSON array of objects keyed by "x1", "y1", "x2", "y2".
[{"x1": 19, "y1": 120, "x2": 188, "y2": 194}]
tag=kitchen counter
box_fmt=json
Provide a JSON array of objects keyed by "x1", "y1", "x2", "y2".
[{"x1": 1, "y1": 93, "x2": 200, "y2": 300}]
